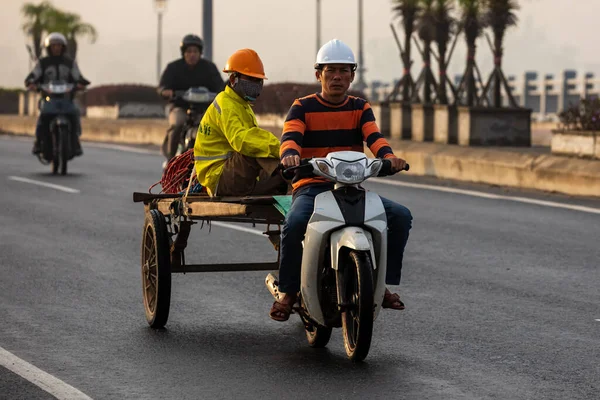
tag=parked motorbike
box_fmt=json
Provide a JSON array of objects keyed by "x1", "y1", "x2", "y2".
[{"x1": 265, "y1": 151, "x2": 409, "y2": 361}]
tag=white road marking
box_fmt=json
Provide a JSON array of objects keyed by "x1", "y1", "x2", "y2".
[
  {"x1": 211, "y1": 221, "x2": 265, "y2": 237},
  {"x1": 596, "y1": 319, "x2": 600, "y2": 322},
  {"x1": 369, "y1": 178, "x2": 600, "y2": 215},
  {"x1": 8, "y1": 176, "x2": 80, "y2": 194},
  {"x1": 84, "y1": 142, "x2": 159, "y2": 155},
  {"x1": 0, "y1": 346, "x2": 93, "y2": 400}
]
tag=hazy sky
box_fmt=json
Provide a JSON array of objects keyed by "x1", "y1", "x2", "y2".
[{"x1": 2, "y1": 0, "x2": 599, "y2": 88}]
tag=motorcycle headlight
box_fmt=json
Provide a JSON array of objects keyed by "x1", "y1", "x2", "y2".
[{"x1": 335, "y1": 161, "x2": 365, "y2": 184}]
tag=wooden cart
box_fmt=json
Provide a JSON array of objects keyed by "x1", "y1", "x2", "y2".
[{"x1": 133, "y1": 190, "x2": 289, "y2": 328}]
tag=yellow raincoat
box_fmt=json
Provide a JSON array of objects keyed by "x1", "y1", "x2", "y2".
[{"x1": 194, "y1": 85, "x2": 280, "y2": 196}]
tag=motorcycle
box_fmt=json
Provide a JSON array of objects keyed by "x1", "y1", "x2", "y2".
[
  {"x1": 265, "y1": 151, "x2": 409, "y2": 361},
  {"x1": 35, "y1": 81, "x2": 79, "y2": 175},
  {"x1": 172, "y1": 86, "x2": 216, "y2": 158}
]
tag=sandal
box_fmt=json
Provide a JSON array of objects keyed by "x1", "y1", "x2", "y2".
[
  {"x1": 269, "y1": 293, "x2": 297, "y2": 322},
  {"x1": 382, "y1": 288, "x2": 405, "y2": 310}
]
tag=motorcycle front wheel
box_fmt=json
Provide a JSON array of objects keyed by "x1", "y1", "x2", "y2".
[
  {"x1": 51, "y1": 125, "x2": 69, "y2": 175},
  {"x1": 300, "y1": 298, "x2": 332, "y2": 348},
  {"x1": 340, "y1": 250, "x2": 374, "y2": 362}
]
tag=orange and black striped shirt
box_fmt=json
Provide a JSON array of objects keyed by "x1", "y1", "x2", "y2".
[{"x1": 280, "y1": 93, "x2": 395, "y2": 191}]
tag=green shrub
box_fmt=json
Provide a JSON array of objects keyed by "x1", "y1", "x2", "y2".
[{"x1": 558, "y1": 97, "x2": 600, "y2": 131}]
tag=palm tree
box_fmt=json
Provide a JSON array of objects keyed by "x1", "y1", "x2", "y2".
[
  {"x1": 456, "y1": 0, "x2": 487, "y2": 106},
  {"x1": 433, "y1": 0, "x2": 456, "y2": 105},
  {"x1": 46, "y1": 10, "x2": 97, "y2": 60},
  {"x1": 414, "y1": 0, "x2": 437, "y2": 103},
  {"x1": 391, "y1": 0, "x2": 420, "y2": 102},
  {"x1": 484, "y1": 0, "x2": 519, "y2": 107},
  {"x1": 21, "y1": 1, "x2": 54, "y2": 60}
]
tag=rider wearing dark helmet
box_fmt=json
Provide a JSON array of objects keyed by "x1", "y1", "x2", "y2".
[{"x1": 157, "y1": 34, "x2": 225, "y2": 161}]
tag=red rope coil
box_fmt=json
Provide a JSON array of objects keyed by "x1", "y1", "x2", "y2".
[{"x1": 149, "y1": 149, "x2": 197, "y2": 194}]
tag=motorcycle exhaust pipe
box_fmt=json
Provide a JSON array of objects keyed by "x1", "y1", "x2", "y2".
[{"x1": 265, "y1": 273, "x2": 280, "y2": 300}]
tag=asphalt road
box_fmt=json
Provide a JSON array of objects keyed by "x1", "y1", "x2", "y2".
[{"x1": 1, "y1": 135, "x2": 599, "y2": 400}]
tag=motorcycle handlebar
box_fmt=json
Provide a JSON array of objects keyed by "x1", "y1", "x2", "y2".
[
  {"x1": 279, "y1": 158, "x2": 409, "y2": 180},
  {"x1": 379, "y1": 159, "x2": 410, "y2": 176}
]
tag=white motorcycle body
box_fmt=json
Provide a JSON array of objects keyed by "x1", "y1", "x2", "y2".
[
  {"x1": 300, "y1": 189, "x2": 388, "y2": 326},
  {"x1": 264, "y1": 150, "x2": 406, "y2": 361}
]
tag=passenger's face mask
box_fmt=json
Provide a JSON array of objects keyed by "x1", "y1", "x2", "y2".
[{"x1": 233, "y1": 76, "x2": 263, "y2": 102}]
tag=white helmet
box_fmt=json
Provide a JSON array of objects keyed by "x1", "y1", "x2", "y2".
[
  {"x1": 44, "y1": 32, "x2": 67, "y2": 48},
  {"x1": 314, "y1": 39, "x2": 357, "y2": 70}
]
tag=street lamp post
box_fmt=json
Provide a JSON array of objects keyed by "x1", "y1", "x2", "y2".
[
  {"x1": 354, "y1": 0, "x2": 367, "y2": 92},
  {"x1": 202, "y1": 0, "x2": 213, "y2": 61},
  {"x1": 316, "y1": 0, "x2": 321, "y2": 55},
  {"x1": 154, "y1": 0, "x2": 168, "y2": 83}
]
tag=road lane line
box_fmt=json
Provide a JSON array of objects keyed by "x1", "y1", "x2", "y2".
[
  {"x1": 369, "y1": 178, "x2": 600, "y2": 215},
  {"x1": 211, "y1": 221, "x2": 264, "y2": 236},
  {"x1": 0, "y1": 346, "x2": 93, "y2": 400},
  {"x1": 8, "y1": 176, "x2": 80, "y2": 194},
  {"x1": 84, "y1": 142, "x2": 159, "y2": 154}
]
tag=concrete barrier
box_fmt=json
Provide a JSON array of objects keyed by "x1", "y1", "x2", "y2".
[
  {"x1": 0, "y1": 115, "x2": 168, "y2": 145},
  {"x1": 458, "y1": 107, "x2": 532, "y2": 146},
  {"x1": 388, "y1": 140, "x2": 600, "y2": 197},
  {"x1": 551, "y1": 130, "x2": 599, "y2": 159},
  {"x1": 411, "y1": 104, "x2": 434, "y2": 142},
  {"x1": 1, "y1": 115, "x2": 598, "y2": 198},
  {"x1": 87, "y1": 103, "x2": 167, "y2": 119},
  {"x1": 433, "y1": 104, "x2": 458, "y2": 144}
]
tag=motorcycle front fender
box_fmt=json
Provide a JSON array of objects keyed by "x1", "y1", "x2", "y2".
[{"x1": 329, "y1": 227, "x2": 377, "y2": 272}]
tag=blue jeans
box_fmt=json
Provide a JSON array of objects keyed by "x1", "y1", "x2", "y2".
[{"x1": 278, "y1": 184, "x2": 413, "y2": 294}]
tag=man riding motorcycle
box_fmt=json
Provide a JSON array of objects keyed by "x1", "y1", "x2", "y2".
[
  {"x1": 269, "y1": 39, "x2": 413, "y2": 321},
  {"x1": 25, "y1": 32, "x2": 89, "y2": 156},
  {"x1": 193, "y1": 48, "x2": 288, "y2": 197},
  {"x1": 158, "y1": 34, "x2": 225, "y2": 162}
]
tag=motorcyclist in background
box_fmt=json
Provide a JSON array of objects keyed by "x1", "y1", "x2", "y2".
[
  {"x1": 25, "y1": 32, "x2": 89, "y2": 156},
  {"x1": 158, "y1": 34, "x2": 225, "y2": 162}
]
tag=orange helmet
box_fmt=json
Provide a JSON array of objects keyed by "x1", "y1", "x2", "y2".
[{"x1": 223, "y1": 48, "x2": 268, "y2": 80}]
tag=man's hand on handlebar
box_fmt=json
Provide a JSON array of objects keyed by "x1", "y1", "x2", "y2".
[
  {"x1": 389, "y1": 156, "x2": 407, "y2": 173},
  {"x1": 161, "y1": 89, "x2": 174, "y2": 99},
  {"x1": 282, "y1": 154, "x2": 300, "y2": 168},
  {"x1": 27, "y1": 83, "x2": 37, "y2": 91}
]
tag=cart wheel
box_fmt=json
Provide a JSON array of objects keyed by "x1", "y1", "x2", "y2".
[{"x1": 141, "y1": 209, "x2": 172, "y2": 328}]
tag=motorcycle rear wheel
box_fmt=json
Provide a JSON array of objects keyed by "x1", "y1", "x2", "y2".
[{"x1": 300, "y1": 299, "x2": 332, "y2": 348}]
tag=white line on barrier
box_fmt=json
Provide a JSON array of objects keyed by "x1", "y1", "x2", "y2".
[{"x1": 0, "y1": 346, "x2": 93, "y2": 400}]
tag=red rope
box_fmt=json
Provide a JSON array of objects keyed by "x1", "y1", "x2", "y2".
[{"x1": 149, "y1": 149, "x2": 197, "y2": 194}]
